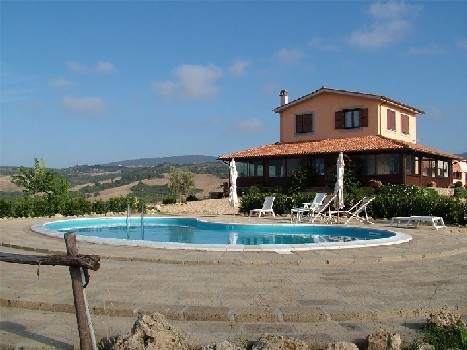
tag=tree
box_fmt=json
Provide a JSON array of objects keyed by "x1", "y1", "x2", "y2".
[
  {"x1": 168, "y1": 167, "x2": 194, "y2": 203},
  {"x1": 12, "y1": 158, "x2": 70, "y2": 197}
]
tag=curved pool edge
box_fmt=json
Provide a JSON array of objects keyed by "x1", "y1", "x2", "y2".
[{"x1": 30, "y1": 216, "x2": 412, "y2": 253}]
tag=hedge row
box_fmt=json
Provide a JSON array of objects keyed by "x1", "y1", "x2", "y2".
[
  {"x1": 239, "y1": 192, "x2": 317, "y2": 215},
  {"x1": 240, "y1": 185, "x2": 466, "y2": 225},
  {"x1": 367, "y1": 185, "x2": 466, "y2": 225},
  {"x1": 0, "y1": 194, "x2": 139, "y2": 218}
]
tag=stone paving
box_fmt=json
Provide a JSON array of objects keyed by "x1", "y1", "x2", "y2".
[{"x1": 0, "y1": 216, "x2": 466, "y2": 349}]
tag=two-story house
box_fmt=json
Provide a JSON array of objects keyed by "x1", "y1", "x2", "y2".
[{"x1": 219, "y1": 87, "x2": 459, "y2": 189}]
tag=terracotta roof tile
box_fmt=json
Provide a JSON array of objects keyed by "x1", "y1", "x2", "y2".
[{"x1": 219, "y1": 135, "x2": 459, "y2": 160}]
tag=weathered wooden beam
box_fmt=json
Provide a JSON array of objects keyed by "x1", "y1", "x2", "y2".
[
  {"x1": 65, "y1": 232, "x2": 96, "y2": 350},
  {"x1": 0, "y1": 252, "x2": 100, "y2": 271}
]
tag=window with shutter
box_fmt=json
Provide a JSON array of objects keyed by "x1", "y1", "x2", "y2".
[
  {"x1": 335, "y1": 111, "x2": 345, "y2": 129},
  {"x1": 360, "y1": 108, "x2": 369, "y2": 127},
  {"x1": 401, "y1": 114, "x2": 409, "y2": 134},
  {"x1": 387, "y1": 109, "x2": 396, "y2": 131},
  {"x1": 341, "y1": 108, "x2": 362, "y2": 129},
  {"x1": 295, "y1": 114, "x2": 313, "y2": 133}
]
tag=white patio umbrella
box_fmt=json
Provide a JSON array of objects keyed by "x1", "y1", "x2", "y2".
[
  {"x1": 334, "y1": 152, "x2": 345, "y2": 220},
  {"x1": 229, "y1": 159, "x2": 239, "y2": 208}
]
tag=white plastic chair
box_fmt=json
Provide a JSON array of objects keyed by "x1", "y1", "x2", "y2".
[
  {"x1": 291, "y1": 192, "x2": 327, "y2": 222},
  {"x1": 250, "y1": 196, "x2": 275, "y2": 218}
]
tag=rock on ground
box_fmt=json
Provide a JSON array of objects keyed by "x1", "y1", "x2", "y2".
[
  {"x1": 367, "y1": 329, "x2": 401, "y2": 350},
  {"x1": 160, "y1": 198, "x2": 238, "y2": 216},
  {"x1": 251, "y1": 335, "x2": 310, "y2": 350},
  {"x1": 199, "y1": 340, "x2": 242, "y2": 350},
  {"x1": 426, "y1": 308, "x2": 464, "y2": 327},
  {"x1": 325, "y1": 342, "x2": 359, "y2": 350},
  {"x1": 113, "y1": 312, "x2": 189, "y2": 350}
]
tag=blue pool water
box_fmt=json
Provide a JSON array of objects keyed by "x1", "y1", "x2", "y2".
[{"x1": 44, "y1": 217, "x2": 395, "y2": 246}]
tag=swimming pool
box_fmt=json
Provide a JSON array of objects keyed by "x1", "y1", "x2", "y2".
[{"x1": 33, "y1": 217, "x2": 411, "y2": 252}]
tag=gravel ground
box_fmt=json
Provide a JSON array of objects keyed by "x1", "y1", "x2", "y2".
[{"x1": 158, "y1": 198, "x2": 239, "y2": 216}]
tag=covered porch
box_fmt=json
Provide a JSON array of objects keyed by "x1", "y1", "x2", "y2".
[
  {"x1": 219, "y1": 135, "x2": 458, "y2": 190},
  {"x1": 231, "y1": 151, "x2": 453, "y2": 190}
]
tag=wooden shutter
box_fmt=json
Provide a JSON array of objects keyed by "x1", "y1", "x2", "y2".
[
  {"x1": 296, "y1": 115, "x2": 303, "y2": 133},
  {"x1": 335, "y1": 111, "x2": 345, "y2": 129},
  {"x1": 360, "y1": 108, "x2": 368, "y2": 127},
  {"x1": 401, "y1": 114, "x2": 409, "y2": 134},
  {"x1": 303, "y1": 114, "x2": 313, "y2": 132},
  {"x1": 387, "y1": 110, "x2": 396, "y2": 130}
]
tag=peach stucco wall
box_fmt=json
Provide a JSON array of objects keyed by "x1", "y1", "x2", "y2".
[
  {"x1": 279, "y1": 92, "x2": 418, "y2": 143},
  {"x1": 379, "y1": 104, "x2": 417, "y2": 143},
  {"x1": 279, "y1": 93, "x2": 379, "y2": 142}
]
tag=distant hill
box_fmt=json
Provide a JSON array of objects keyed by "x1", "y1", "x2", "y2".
[
  {"x1": 103, "y1": 155, "x2": 219, "y2": 167},
  {"x1": 457, "y1": 152, "x2": 467, "y2": 159}
]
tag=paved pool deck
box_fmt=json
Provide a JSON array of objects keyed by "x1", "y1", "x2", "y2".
[{"x1": 0, "y1": 215, "x2": 466, "y2": 349}]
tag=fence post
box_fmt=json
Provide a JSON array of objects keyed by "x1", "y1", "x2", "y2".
[{"x1": 64, "y1": 232, "x2": 95, "y2": 350}]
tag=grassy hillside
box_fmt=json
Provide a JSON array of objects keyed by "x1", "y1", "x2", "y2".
[
  {"x1": 103, "y1": 155, "x2": 218, "y2": 167},
  {"x1": 0, "y1": 160, "x2": 228, "y2": 202}
]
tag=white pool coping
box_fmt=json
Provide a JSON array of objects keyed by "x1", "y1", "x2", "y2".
[{"x1": 31, "y1": 216, "x2": 412, "y2": 253}]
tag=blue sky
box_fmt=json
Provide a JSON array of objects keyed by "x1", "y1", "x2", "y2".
[{"x1": 1, "y1": 1, "x2": 466, "y2": 168}]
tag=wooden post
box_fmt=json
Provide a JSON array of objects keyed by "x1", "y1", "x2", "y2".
[{"x1": 64, "y1": 233, "x2": 96, "y2": 350}]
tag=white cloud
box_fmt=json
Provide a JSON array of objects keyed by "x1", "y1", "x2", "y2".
[
  {"x1": 228, "y1": 60, "x2": 249, "y2": 76},
  {"x1": 95, "y1": 61, "x2": 116, "y2": 73},
  {"x1": 153, "y1": 64, "x2": 223, "y2": 99},
  {"x1": 408, "y1": 44, "x2": 444, "y2": 55},
  {"x1": 67, "y1": 61, "x2": 87, "y2": 73},
  {"x1": 66, "y1": 60, "x2": 117, "y2": 74},
  {"x1": 457, "y1": 39, "x2": 467, "y2": 50},
  {"x1": 152, "y1": 80, "x2": 177, "y2": 96},
  {"x1": 62, "y1": 96, "x2": 106, "y2": 113},
  {"x1": 308, "y1": 37, "x2": 339, "y2": 51},
  {"x1": 349, "y1": 19, "x2": 410, "y2": 48},
  {"x1": 349, "y1": 2, "x2": 422, "y2": 48},
  {"x1": 234, "y1": 118, "x2": 264, "y2": 132},
  {"x1": 369, "y1": 2, "x2": 422, "y2": 19},
  {"x1": 274, "y1": 48, "x2": 304, "y2": 62},
  {"x1": 49, "y1": 77, "x2": 73, "y2": 89}
]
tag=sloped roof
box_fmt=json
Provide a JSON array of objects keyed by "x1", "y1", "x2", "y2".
[
  {"x1": 218, "y1": 135, "x2": 459, "y2": 160},
  {"x1": 273, "y1": 87, "x2": 425, "y2": 114}
]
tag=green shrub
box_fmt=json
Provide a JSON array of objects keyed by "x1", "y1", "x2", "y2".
[
  {"x1": 162, "y1": 195, "x2": 177, "y2": 204},
  {"x1": 422, "y1": 321, "x2": 467, "y2": 350},
  {"x1": 239, "y1": 184, "x2": 466, "y2": 224},
  {"x1": 240, "y1": 192, "x2": 316, "y2": 215},
  {"x1": 0, "y1": 199, "x2": 13, "y2": 217},
  {"x1": 244, "y1": 185, "x2": 262, "y2": 195},
  {"x1": 454, "y1": 186, "x2": 467, "y2": 199},
  {"x1": 91, "y1": 200, "x2": 106, "y2": 214},
  {"x1": 11, "y1": 196, "x2": 34, "y2": 217},
  {"x1": 366, "y1": 185, "x2": 466, "y2": 225},
  {"x1": 186, "y1": 194, "x2": 199, "y2": 202}
]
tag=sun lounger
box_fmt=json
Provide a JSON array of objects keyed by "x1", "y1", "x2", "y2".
[
  {"x1": 344, "y1": 197, "x2": 375, "y2": 224},
  {"x1": 249, "y1": 196, "x2": 275, "y2": 218},
  {"x1": 309, "y1": 194, "x2": 337, "y2": 223},
  {"x1": 290, "y1": 192, "x2": 326, "y2": 222},
  {"x1": 391, "y1": 216, "x2": 446, "y2": 230},
  {"x1": 329, "y1": 197, "x2": 366, "y2": 220}
]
